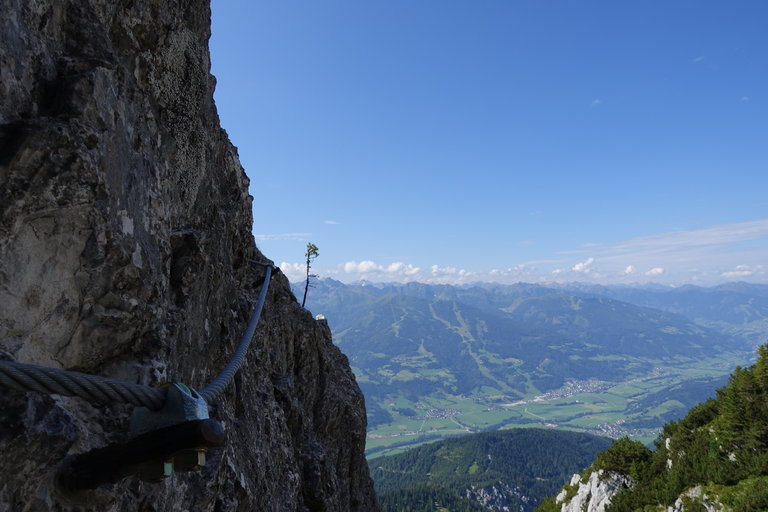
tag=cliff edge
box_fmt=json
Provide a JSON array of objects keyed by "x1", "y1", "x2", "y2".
[{"x1": 0, "y1": 1, "x2": 379, "y2": 510}]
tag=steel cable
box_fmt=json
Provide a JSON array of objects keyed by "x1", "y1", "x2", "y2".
[
  {"x1": 0, "y1": 360, "x2": 166, "y2": 409},
  {"x1": 199, "y1": 262, "x2": 272, "y2": 402}
]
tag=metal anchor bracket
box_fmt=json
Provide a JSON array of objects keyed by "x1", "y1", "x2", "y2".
[
  {"x1": 130, "y1": 383, "x2": 209, "y2": 435},
  {"x1": 57, "y1": 383, "x2": 225, "y2": 493},
  {"x1": 57, "y1": 418, "x2": 225, "y2": 492}
]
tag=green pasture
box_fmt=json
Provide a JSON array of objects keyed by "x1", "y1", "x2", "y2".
[{"x1": 364, "y1": 351, "x2": 753, "y2": 457}]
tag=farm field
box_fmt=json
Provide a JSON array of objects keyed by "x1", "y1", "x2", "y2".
[{"x1": 365, "y1": 350, "x2": 751, "y2": 457}]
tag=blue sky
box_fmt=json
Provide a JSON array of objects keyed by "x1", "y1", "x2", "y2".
[{"x1": 210, "y1": 1, "x2": 768, "y2": 285}]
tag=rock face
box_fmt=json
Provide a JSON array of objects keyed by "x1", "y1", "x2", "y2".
[
  {"x1": 555, "y1": 471, "x2": 631, "y2": 512},
  {"x1": 465, "y1": 481, "x2": 531, "y2": 512},
  {"x1": 664, "y1": 486, "x2": 724, "y2": 512},
  {"x1": 0, "y1": 1, "x2": 379, "y2": 510}
]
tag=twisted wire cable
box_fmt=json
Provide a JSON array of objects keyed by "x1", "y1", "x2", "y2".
[
  {"x1": 0, "y1": 261, "x2": 274, "y2": 409},
  {"x1": 0, "y1": 360, "x2": 166, "y2": 409},
  {"x1": 199, "y1": 262, "x2": 273, "y2": 402}
]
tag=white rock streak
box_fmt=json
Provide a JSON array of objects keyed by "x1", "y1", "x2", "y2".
[{"x1": 556, "y1": 471, "x2": 631, "y2": 512}]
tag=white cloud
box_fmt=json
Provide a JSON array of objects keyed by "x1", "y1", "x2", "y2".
[
  {"x1": 341, "y1": 260, "x2": 478, "y2": 283},
  {"x1": 344, "y1": 260, "x2": 377, "y2": 273},
  {"x1": 572, "y1": 257, "x2": 595, "y2": 272},
  {"x1": 722, "y1": 269, "x2": 752, "y2": 278},
  {"x1": 405, "y1": 266, "x2": 421, "y2": 276},
  {"x1": 254, "y1": 232, "x2": 311, "y2": 241},
  {"x1": 591, "y1": 99, "x2": 602, "y2": 107},
  {"x1": 279, "y1": 262, "x2": 306, "y2": 281},
  {"x1": 430, "y1": 265, "x2": 474, "y2": 278},
  {"x1": 490, "y1": 264, "x2": 537, "y2": 277},
  {"x1": 427, "y1": 265, "x2": 476, "y2": 283},
  {"x1": 431, "y1": 265, "x2": 457, "y2": 276},
  {"x1": 344, "y1": 260, "x2": 421, "y2": 277},
  {"x1": 692, "y1": 55, "x2": 705, "y2": 63},
  {"x1": 740, "y1": 96, "x2": 750, "y2": 102},
  {"x1": 295, "y1": 218, "x2": 768, "y2": 286},
  {"x1": 721, "y1": 264, "x2": 765, "y2": 279},
  {"x1": 324, "y1": 220, "x2": 341, "y2": 225},
  {"x1": 549, "y1": 259, "x2": 606, "y2": 282}
]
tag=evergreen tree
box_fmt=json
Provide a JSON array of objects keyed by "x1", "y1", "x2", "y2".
[{"x1": 301, "y1": 242, "x2": 319, "y2": 307}]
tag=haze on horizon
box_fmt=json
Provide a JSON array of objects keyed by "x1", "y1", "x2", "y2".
[{"x1": 210, "y1": 1, "x2": 768, "y2": 287}]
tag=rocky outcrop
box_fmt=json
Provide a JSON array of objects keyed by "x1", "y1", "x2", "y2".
[
  {"x1": 552, "y1": 470, "x2": 730, "y2": 512},
  {"x1": 465, "y1": 481, "x2": 531, "y2": 511},
  {"x1": 0, "y1": 1, "x2": 379, "y2": 510},
  {"x1": 555, "y1": 471, "x2": 631, "y2": 512},
  {"x1": 664, "y1": 487, "x2": 724, "y2": 512}
]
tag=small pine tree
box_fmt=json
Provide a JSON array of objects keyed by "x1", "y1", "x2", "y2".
[
  {"x1": 301, "y1": 242, "x2": 319, "y2": 308},
  {"x1": 593, "y1": 437, "x2": 651, "y2": 475}
]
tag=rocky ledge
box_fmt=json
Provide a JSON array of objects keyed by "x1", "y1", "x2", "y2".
[{"x1": 555, "y1": 471, "x2": 631, "y2": 512}]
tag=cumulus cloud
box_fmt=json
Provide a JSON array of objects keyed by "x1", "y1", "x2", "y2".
[
  {"x1": 344, "y1": 260, "x2": 377, "y2": 273},
  {"x1": 279, "y1": 262, "x2": 306, "y2": 281},
  {"x1": 339, "y1": 260, "x2": 480, "y2": 283},
  {"x1": 721, "y1": 264, "x2": 765, "y2": 279},
  {"x1": 550, "y1": 263, "x2": 607, "y2": 281},
  {"x1": 343, "y1": 260, "x2": 421, "y2": 277},
  {"x1": 324, "y1": 220, "x2": 341, "y2": 225},
  {"x1": 428, "y1": 265, "x2": 476, "y2": 283},
  {"x1": 282, "y1": 218, "x2": 768, "y2": 286},
  {"x1": 722, "y1": 267, "x2": 753, "y2": 278},
  {"x1": 490, "y1": 264, "x2": 536, "y2": 277},
  {"x1": 254, "y1": 232, "x2": 311, "y2": 241},
  {"x1": 562, "y1": 219, "x2": 768, "y2": 284},
  {"x1": 394, "y1": 262, "x2": 421, "y2": 275},
  {"x1": 431, "y1": 265, "x2": 457, "y2": 276},
  {"x1": 572, "y1": 257, "x2": 595, "y2": 272}
]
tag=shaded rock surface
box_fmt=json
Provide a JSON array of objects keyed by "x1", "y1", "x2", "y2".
[{"x1": 0, "y1": 0, "x2": 379, "y2": 510}]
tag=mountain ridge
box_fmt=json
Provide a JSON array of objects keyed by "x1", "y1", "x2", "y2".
[{"x1": 297, "y1": 279, "x2": 757, "y2": 455}]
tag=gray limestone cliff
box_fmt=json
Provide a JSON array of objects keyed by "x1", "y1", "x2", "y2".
[
  {"x1": 465, "y1": 482, "x2": 531, "y2": 511},
  {"x1": 553, "y1": 472, "x2": 725, "y2": 512},
  {"x1": 554, "y1": 471, "x2": 631, "y2": 512},
  {"x1": 0, "y1": 0, "x2": 379, "y2": 510}
]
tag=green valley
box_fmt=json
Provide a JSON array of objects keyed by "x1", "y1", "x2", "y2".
[{"x1": 299, "y1": 280, "x2": 763, "y2": 456}]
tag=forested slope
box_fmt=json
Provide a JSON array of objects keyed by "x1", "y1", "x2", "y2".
[
  {"x1": 370, "y1": 428, "x2": 612, "y2": 511},
  {"x1": 538, "y1": 345, "x2": 768, "y2": 511}
]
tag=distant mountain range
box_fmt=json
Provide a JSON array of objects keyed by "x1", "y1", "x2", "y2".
[
  {"x1": 550, "y1": 281, "x2": 768, "y2": 340},
  {"x1": 295, "y1": 279, "x2": 763, "y2": 454}
]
